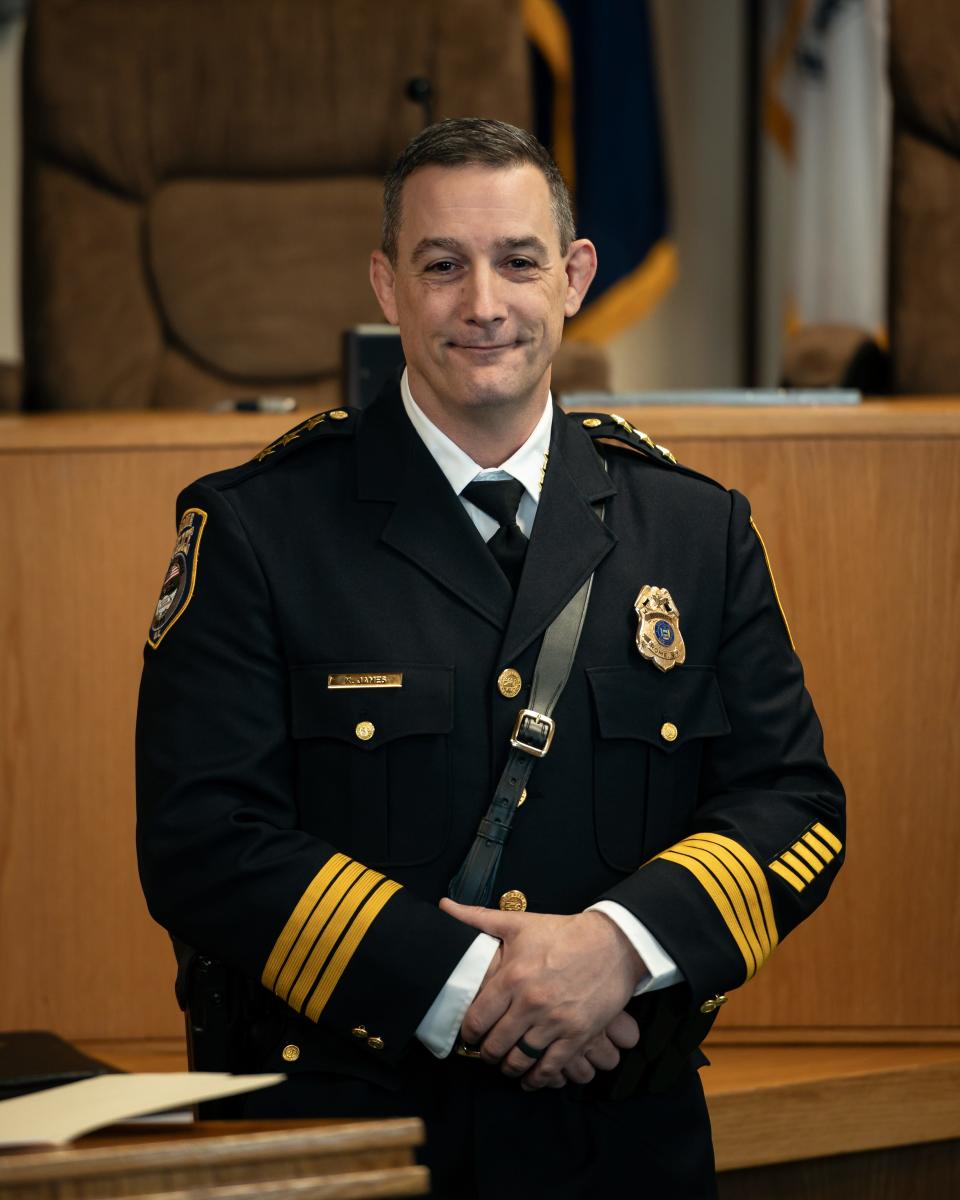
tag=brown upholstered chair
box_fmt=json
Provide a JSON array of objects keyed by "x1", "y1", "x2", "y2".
[
  {"x1": 16, "y1": 0, "x2": 605, "y2": 413},
  {"x1": 887, "y1": 0, "x2": 960, "y2": 393},
  {"x1": 783, "y1": 0, "x2": 960, "y2": 393}
]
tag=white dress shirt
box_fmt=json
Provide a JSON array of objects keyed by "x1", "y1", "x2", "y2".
[{"x1": 400, "y1": 372, "x2": 681, "y2": 1057}]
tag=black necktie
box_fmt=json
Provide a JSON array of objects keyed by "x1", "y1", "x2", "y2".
[{"x1": 462, "y1": 478, "x2": 528, "y2": 590}]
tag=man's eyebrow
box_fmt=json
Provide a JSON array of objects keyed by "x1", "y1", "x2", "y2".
[
  {"x1": 409, "y1": 235, "x2": 552, "y2": 262},
  {"x1": 494, "y1": 236, "x2": 550, "y2": 257},
  {"x1": 410, "y1": 237, "x2": 465, "y2": 262}
]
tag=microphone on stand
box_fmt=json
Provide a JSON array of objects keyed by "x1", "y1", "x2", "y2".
[{"x1": 405, "y1": 77, "x2": 434, "y2": 128}]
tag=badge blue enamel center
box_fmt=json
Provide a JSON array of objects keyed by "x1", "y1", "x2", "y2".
[{"x1": 654, "y1": 619, "x2": 675, "y2": 647}]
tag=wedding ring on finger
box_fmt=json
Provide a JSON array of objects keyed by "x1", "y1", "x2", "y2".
[{"x1": 516, "y1": 1035, "x2": 547, "y2": 1061}]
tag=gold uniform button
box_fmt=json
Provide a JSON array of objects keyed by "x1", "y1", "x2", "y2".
[
  {"x1": 497, "y1": 668, "x2": 523, "y2": 699},
  {"x1": 281, "y1": 1044, "x2": 301, "y2": 1062},
  {"x1": 329, "y1": 409, "x2": 349, "y2": 420},
  {"x1": 699, "y1": 993, "x2": 727, "y2": 1015},
  {"x1": 499, "y1": 889, "x2": 528, "y2": 912},
  {"x1": 355, "y1": 720, "x2": 375, "y2": 741},
  {"x1": 582, "y1": 417, "x2": 603, "y2": 428},
  {"x1": 351, "y1": 1025, "x2": 368, "y2": 1039},
  {"x1": 367, "y1": 1036, "x2": 385, "y2": 1051},
  {"x1": 660, "y1": 721, "x2": 678, "y2": 743}
]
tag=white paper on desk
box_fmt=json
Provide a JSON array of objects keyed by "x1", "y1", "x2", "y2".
[{"x1": 0, "y1": 1072, "x2": 284, "y2": 1147}]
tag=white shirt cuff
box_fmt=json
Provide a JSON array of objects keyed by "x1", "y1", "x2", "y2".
[
  {"x1": 414, "y1": 932, "x2": 500, "y2": 1058},
  {"x1": 588, "y1": 900, "x2": 683, "y2": 995}
]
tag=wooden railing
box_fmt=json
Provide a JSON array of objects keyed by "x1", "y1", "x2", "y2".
[{"x1": 1, "y1": 398, "x2": 957, "y2": 1043}]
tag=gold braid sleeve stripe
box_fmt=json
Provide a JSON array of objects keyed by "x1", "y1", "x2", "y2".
[
  {"x1": 304, "y1": 879, "x2": 403, "y2": 1022},
  {"x1": 791, "y1": 841, "x2": 825, "y2": 873},
  {"x1": 262, "y1": 853, "x2": 351, "y2": 991},
  {"x1": 770, "y1": 860, "x2": 806, "y2": 892},
  {"x1": 670, "y1": 842, "x2": 768, "y2": 970},
  {"x1": 812, "y1": 822, "x2": 843, "y2": 854},
  {"x1": 804, "y1": 831, "x2": 836, "y2": 863},
  {"x1": 286, "y1": 867, "x2": 385, "y2": 1012},
  {"x1": 276, "y1": 860, "x2": 372, "y2": 1004},
  {"x1": 658, "y1": 849, "x2": 758, "y2": 980},
  {"x1": 690, "y1": 832, "x2": 779, "y2": 953},
  {"x1": 781, "y1": 850, "x2": 815, "y2": 883},
  {"x1": 683, "y1": 836, "x2": 773, "y2": 960}
]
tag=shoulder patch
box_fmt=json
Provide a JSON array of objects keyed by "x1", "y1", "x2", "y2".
[
  {"x1": 147, "y1": 507, "x2": 207, "y2": 649},
  {"x1": 252, "y1": 407, "x2": 355, "y2": 464}
]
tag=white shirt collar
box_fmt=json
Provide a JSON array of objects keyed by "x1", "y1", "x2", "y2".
[{"x1": 400, "y1": 369, "x2": 553, "y2": 502}]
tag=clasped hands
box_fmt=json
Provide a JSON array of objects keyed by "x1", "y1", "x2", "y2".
[{"x1": 440, "y1": 898, "x2": 645, "y2": 1091}]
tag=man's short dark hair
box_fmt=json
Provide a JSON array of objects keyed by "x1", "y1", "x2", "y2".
[{"x1": 381, "y1": 117, "x2": 575, "y2": 262}]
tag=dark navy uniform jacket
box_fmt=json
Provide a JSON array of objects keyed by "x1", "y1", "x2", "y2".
[{"x1": 136, "y1": 386, "x2": 844, "y2": 1084}]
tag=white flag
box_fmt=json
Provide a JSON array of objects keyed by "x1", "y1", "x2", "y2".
[{"x1": 767, "y1": 0, "x2": 891, "y2": 333}]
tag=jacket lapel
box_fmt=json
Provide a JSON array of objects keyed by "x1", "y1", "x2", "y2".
[
  {"x1": 500, "y1": 410, "x2": 618, "y2": 664},
  {"x1": 356, "y1": 388, "x2": 513, "y2": 630}
]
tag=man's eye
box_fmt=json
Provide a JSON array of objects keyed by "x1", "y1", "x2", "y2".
[
  {"x1": 506, "y1": 258, "x2": 536, "y2": 270},
  {"x1": 427, "y1": 260, "x2": 458, "y2": 273}
]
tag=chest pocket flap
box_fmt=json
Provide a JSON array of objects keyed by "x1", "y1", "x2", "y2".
[
  {"x1": 587, "y1": 665, "x2": 730, "y2": 871},
  {"x1": 587, "y1": 665, "x2": 730, "y2": 752},
  {"x1": 290, "y1": 663, "x2": 454, "y2": 747},
  {"x1": 288, "y1": 663, "x2": 454, "y2": 866}
]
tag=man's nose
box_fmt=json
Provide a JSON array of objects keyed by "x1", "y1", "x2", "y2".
[{"x1": 460, "y1": 264, "x2": 507, "y2": 326}]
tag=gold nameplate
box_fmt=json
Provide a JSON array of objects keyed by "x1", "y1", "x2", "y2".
[
  {"x1": 635, "y1": 585, "x2": 685, "y2": 672},
  {"x1": 327, "y1": 673, "x2": 403, "y2": 689}
]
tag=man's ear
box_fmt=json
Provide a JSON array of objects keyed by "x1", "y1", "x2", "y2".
[
  {"x1": 369, "y1": 250, "x2": 399, "y2": 325},
  {"x1": 563, "y1": 239, "x2": 599, "y2": 319}
]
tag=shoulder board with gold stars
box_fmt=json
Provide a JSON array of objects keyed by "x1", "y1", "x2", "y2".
[
  {"x1": 251, "y1": 407, "x2": 357, "y2": 466},
  {"x1": 572, "y1": 411, "x2": 724, "y2": 490}
]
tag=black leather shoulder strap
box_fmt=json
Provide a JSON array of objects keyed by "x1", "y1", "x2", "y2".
[{"x1": 448, "y1": 502, "x2": 602, "y2": 908}]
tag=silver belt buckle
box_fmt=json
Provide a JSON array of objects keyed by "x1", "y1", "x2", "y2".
[{"x1": 510, "y1": 709, "x2": 555, "y2": 758}]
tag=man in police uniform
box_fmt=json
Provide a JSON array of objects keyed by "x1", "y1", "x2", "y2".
[{"x1": 137, "y1": 119, "x2": 844, "y2": 1198}]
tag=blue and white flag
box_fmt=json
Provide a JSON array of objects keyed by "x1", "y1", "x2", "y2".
[{"x1": 525, "y1": 0, "x2": 675, "y2": 342}]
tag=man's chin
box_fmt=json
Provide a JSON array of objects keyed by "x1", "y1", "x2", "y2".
[
  {"x1": 440, "y1": 360, "x2": 550, "y2": 411},
  {"x1": 453, "y1": 378, "x2": 545, "y2": 412}
]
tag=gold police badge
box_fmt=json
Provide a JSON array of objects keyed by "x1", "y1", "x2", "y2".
[{"x1": 635, "y1": 585, "x2": 685, "y2": 672}]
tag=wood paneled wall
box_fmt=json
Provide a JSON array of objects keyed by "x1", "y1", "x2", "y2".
[{"x1": 1, "y1": 400, "x2": 957, "y2": 1040}]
